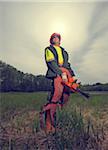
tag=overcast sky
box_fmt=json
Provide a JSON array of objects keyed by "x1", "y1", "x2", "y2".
[{"x1": 0, "y1": 1, "x2": 108, "y2": 84}]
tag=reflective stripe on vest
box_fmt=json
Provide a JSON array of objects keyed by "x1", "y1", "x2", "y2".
[
  {"x1": 53, "y1": 45, "x2": 64, "y2": 65},
  {"x1": 45, "y1": 48, "x2": 55, "y2": 62}
]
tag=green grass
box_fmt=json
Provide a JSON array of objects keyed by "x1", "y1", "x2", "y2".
[
  {"x1": 0, "y1": 91, "x2": 108, "y2": 131},
  {"x1": 0, "y1": 92, "x2": 108, "y2": 119},
  {"x1": 1, "y1": 92, "x2": 108, "y2": 108},
  {"x1": 0, "y1": 92, "x2": 47, "y2": 112}
]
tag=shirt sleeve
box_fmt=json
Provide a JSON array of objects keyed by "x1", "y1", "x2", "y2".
[
  {"x1": 63, "y1": 50, "x2": 75, "y2": 76},
  {"x1": 66, "y1": 62, "x2": 75, "y2": 76}
]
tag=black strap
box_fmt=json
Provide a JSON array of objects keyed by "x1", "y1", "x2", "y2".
[{"x1": 45, "y1": 101, "x2": 63, "y2": 106}]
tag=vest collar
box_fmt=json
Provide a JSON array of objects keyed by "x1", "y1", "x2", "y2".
[{"x1": 50, "y1": 44, "x2": 64, "y2": 50}]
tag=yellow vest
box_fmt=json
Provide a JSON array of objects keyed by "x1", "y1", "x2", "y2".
[{"x1": 45, "y1": 45, "x2": 64, "y2": 65}]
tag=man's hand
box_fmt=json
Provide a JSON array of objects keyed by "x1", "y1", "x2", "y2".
[
  {"x1": 72, "y1": 76, "x2": 81, "y2": 84},
  {"x1": 72, "y1": 76, "x2": 77, "y2": 81},
  {"x1": 62, "y1": 72, "x2": 68, "y2": 82}
]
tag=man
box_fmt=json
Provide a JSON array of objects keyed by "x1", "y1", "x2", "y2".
[{"x1": 42, "y1": 33, "x2": 76, "y2": 134}]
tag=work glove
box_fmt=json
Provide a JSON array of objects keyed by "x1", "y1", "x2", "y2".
[
  {"x1": 72, "y1": 76, "x2": 77, "y2": 81},
  {"x1": 62, "y1": 72, "x2": 68, "y2": 82},
  {"x1": 73, "y1": 76, "x2": 81, "y2": 84}
]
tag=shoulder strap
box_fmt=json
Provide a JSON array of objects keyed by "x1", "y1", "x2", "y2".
[
  {"x1": 49, "y1": 45, "x2": 58, "y2": 58},
  {"x1": 45, "y1": 46, "x2": 54, "y2": 54},
  {"x1": 60, "y1": 46, "x2": 64, "y2": 50},
  {"x1": 49, "y1": 45, "x2": 56, "y2": 54}
]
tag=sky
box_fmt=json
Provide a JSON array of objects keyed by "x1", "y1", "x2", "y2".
[{"x1": 0, "y1": 1, "x2": 108, "y2": 84}]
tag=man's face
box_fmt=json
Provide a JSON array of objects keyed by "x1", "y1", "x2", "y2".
[{"x1": 52, "y1": 36, "x2": 60, "y2": 45}]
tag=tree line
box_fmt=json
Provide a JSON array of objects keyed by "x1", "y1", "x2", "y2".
[
  {"x1": 0, "y1": 60, "x2": 108, "y2": 92},
  {"x1": 0, "y1": 60, "x2": 52, "y2": 92}
]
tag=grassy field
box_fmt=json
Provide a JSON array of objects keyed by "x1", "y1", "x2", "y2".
[{"x1": 0, "y1": 92, "x2": 108, "y2": 149}]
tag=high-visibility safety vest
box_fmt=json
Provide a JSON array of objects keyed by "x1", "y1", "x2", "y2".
[
  {"x1": 45, "y1": 45, "x2": 64, "y2": 66},
  {"x1": 44, "y1": 45, "x2": 75, "y2": 79}
]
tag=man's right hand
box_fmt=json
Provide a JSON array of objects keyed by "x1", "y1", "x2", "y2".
[{"x1": 61, "y1": 72, "x2": 68, "y2": 82}]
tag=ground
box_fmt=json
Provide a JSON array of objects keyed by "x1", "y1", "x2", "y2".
[{"x1": 0, "y1": 92, "x2": 108, "y2": 149}]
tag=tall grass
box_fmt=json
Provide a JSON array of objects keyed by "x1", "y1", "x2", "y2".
[
  {"x1": 0, "y1": 92, "x2": 108, "y2": 149},
  {"x1": 52, "y1": 105, "x2": 104, "y2": 150}
]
